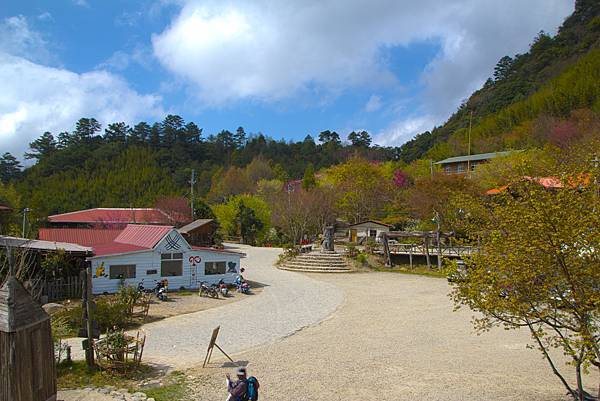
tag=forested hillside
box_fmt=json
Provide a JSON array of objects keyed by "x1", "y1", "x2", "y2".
[
  {"x1": 0, "y1": 0, "x2": 598, "y2": 236},
  {"x1": 398, "y1": 0, "x2": 600, "y2": 162}
]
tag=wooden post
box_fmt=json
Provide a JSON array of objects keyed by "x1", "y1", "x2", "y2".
[
  {"x1": 382, "y1": 233, "x2": 392, "y2": 267},
  {"x1": 0, "y1": 277, "x2": 57, "y2": 401},
  {"x1": 409, "y1": 247, "x2": 413, "y2": 269},
  {"x1": 424, "y1": 237, "x2": 431, "y2": 269},
  {"x1": 80, "y1": 267, "x2": 95, "y2": 368}
]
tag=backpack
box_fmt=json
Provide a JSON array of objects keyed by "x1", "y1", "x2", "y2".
[{"x1": 244, "y1": 376, "x2": 260, "y2": 401}]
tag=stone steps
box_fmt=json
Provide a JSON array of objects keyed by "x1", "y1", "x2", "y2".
[{"x1": 280, "y1": 251, "x2": 352, "y2": 273}]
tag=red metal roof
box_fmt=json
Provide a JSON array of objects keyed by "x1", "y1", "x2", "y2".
[
  {"x1": 113, "y1": 224, "x2": 173, "y2": 248},
  {"x1": 39, "y1": 228, "x2": 123, "y2": 247},
  {"x1": 48, "y1": 208, "x2": 170, "y2": 224},
  {"x1": 92, "y1": 242, "x2": 148, "y2": 257}
]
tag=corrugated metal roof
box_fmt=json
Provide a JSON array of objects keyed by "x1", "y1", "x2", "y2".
[
  {"x1": 39, "y1": 228, "x2": 122, "y2": 246},
  {"x1": 348, "y1": 220, "x2": 392, "y2": 228},
  {"x1": 92, "y1": 242, "x2": 148, "y2": 257},
  {"x1": 0, "y1": 235, "x2": 93, "y2": 254},
  {"x1": 114, "y1": 224, "x2": 173, "y2": 248},
  {"x1": 48, "y1": 208, "x2": 170, "y2": 224},
  {"x1": 434, "y1": 151, "x2": 517, "y2": 165},
  {"x1": 178, "y1": 219, "x2": 215, "y2": 234}
]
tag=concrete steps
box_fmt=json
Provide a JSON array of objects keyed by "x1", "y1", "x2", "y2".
[{"x1": 279, "y1": 251, "x2": 352, "y2": 273}]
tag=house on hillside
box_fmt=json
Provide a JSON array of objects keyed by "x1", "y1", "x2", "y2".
[
  {"x1": 434, "y1": 151, "x2": 516, "y2": 175},
  {"x1": 89, "y1": 224, "x2": 243, "y2": 294},
  {"x1": 348, "y1": 220, "x2": 392, "y2": 243},
  {"x1": 486, "y1": 175, "x2": 591, "y2": 195},
  {"x1": 178, "y1": 219, "x2": 218, "y2": 247}
]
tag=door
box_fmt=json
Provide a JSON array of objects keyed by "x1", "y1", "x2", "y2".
[{"x1": 350, "y1": 229, "x2": 357, "y2": 242}]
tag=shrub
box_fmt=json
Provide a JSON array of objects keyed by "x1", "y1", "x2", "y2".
[
  {"x1": 346, "y1": 244, "x2": 358, "y2": 258},
  {"x1": 356, "y1": 253, "x2": 368, "y2": 266}
]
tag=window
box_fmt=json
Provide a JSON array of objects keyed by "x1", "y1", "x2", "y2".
[
  {"x1": 205, "y1": 261, "x2": 226, "y2": 275},
  {"x1": 369, "y1": 229, "x2": 377, "y2": 238},
  {"x1": 457, "y1": 164, "x2": 465, "y2": 173},
  {"x1": 161, "y1": 253, "x2": 183, "y2": 276},
  {"x1": 109, "y1": 264, "x2": 136, "y2": 279}
]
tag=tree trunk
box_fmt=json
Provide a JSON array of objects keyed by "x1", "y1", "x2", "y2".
[
  {"x1": 527, "y1": 321, "x2": 577, "y2": 399},
  {"x1": 576, "y1": 362, "x2": 584, "y2": 401}
]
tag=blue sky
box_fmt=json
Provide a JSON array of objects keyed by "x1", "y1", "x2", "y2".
[{"x1": 0, "y1": 0, "x2": 573, "y2": 158}]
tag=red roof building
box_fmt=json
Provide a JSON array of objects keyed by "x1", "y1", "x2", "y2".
[
  {"x1": 39, "y1": 228, "x2": 122, "y2": 247},
  {"x1": 48, "y1": 208, "x2": 171, "y2": 226}
]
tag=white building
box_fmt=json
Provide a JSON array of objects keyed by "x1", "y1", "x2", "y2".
[
  {"x1": 89, "y1": 224, "x2": 243, "y2": 294},
  {"x1": 348, "y1": 220, "x2": 392, "y2": 243}
]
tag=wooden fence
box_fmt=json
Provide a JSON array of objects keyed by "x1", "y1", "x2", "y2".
[{"x1": 30, "y1": 275, "x2": 83, "y2": 303}]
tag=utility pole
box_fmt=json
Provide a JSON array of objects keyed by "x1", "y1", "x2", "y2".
[
  {"x1": 467, "y1": 110, "x2": 473, "y2": 176},
  {"x1": 21, "y1": 208, "x2": 30, "y2": 238},
  {"x1": 190, "y1": 169, "x2": 196, "y2": 220},
  {"x1": 593, "y1": 155, "x2": 599, "y2": 198}
]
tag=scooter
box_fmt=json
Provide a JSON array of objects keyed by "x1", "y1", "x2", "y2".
[
  {"x1": 154, "y1": 280, "x2": 168, "y2": 301},
  {"x1": 237, "y1": 281, "x2": 250, "y2": 294},
  {"x1": 218, "y1": 280, "x2": 229, "y2": 297}
]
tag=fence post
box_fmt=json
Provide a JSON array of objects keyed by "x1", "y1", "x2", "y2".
[{"x1": 0, "y1": 276, "x2": 57, "y2": 401}]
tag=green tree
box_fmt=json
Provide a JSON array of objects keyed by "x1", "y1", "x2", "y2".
[
  {"x1": 25, "y1": 132, "x2": 57, "y2": 160},
  {"x1": 234, "y1": 126, "x2": 247, "y2": 149},
  {"x1": 236, "y1": 201, "x2": 264, "y2": 246},
  {"x1": 493, "y1": 55, "x2": 514, "y2": 81},
  {"x1": 449, "y1": 176, "x2": 600, "y2": 400},
  {"x1": 302, "y1": 163, "x2": 316, "y2": 190},
  {"x1": 348, "y1": 130, "x2": 372, "y2": 147},
  {"x1": 0, "y1": 153, "x2": 22, "y2": 183},
  {"x1": 318, "y1": 130, "x2": 341, "y2": 145},
  {"x1": 73, "y1": 117, "x2": 101, "y2": 142},
  {"x1": 103, "y1": 122, "x2": 129, "y2": 143}
]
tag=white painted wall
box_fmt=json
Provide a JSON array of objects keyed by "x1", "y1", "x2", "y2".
[
  {"x1": 90, "y1": 229, "x2": 242, "y2": 294},
  {"x1": 349, "y1": 222, "x2": 390, "y2": 242}
]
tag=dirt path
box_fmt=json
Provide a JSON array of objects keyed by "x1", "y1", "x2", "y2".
[{"x1": 188, "y1": 271, "x2": 593, "y2": 401}]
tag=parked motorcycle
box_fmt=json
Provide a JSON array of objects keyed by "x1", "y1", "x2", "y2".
[
  {"x1": 199, "y1": 281, "x2": 219, "y2": 299},
  {"x1": 154, "y1": 279, "x2": 168, "y2": 301},
  {"x1": 237, "y1": 281, "x2": 250, "y2": 294},
  {"x1": 218, "y1": 279, "x2": 229, "y2": 297}
]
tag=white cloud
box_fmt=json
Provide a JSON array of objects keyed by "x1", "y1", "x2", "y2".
[
  {"x1": 365, "y1": 95, "x2": 382, "y2": 113},
  {"x1": 0, "y1": 16, "x2": 164, "y2": 159},
  {"x1": 374, "y1": 116, "x2": 436, "y2": 146},
  {"x1": 0, "y1": 53, "x2": 164, "y2": 159},
  {"x1": 153, "y1": 0, "x2": 572, "y2": 143},
  {"x1": 0, "y1": 15, "x2": 55, "y2": 65}
]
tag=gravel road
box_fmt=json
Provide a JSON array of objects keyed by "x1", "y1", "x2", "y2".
[
  {"x1": 188, "y1": 270, "x2": 594, "y2": 401},
  {"x1": 139, "y1": 245, "x2": 344, "y2": 369}
]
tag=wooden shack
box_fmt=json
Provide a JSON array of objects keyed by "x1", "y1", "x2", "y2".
[
  {"x1": 0, "y1": 276, "x2": 57, "y2": 401},
  {"x1": 177, "y1": 219, "x2": 218, "y2": 247}
]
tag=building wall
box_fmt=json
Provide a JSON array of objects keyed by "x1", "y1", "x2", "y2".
[
  {"x1": 349, "y1": 223, "x2": 390, "y2": 242},
  {"x1": 90, "y1": 249, "x2": 241, "y2": 294}
]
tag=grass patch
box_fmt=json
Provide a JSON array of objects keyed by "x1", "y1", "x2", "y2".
[
  {"x1": 143, "y1": 371, "x2": 189, "y2": 401},
  {"x1": 57, "y1": 360, "x2": 154, "y2": 389},
  {"x1": 373, "y1": 264, "x2": 447, "y2": 278},
  {"x1": 57, "y1": 361, "x2": 190, "y2": 401}
]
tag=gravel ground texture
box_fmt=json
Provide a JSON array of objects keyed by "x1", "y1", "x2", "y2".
[
  {"x1": 138, "y1": 245, "x2": 344, "y2": 369},
  {"x1": 145, "y1": 287, "x2": 261, "y2": 321},
  {"x1": 187, "y1": 270, "x2": 594, "y2": 401}
]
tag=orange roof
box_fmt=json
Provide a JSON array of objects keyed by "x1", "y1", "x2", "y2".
[{"x1": 486, "y1": 175, "x2": 591, "y2": 195}]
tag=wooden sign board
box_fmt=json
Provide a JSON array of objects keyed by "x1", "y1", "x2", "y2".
[{"x1": 203, "y1": 326, "x2": 235, "y2": 367}]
